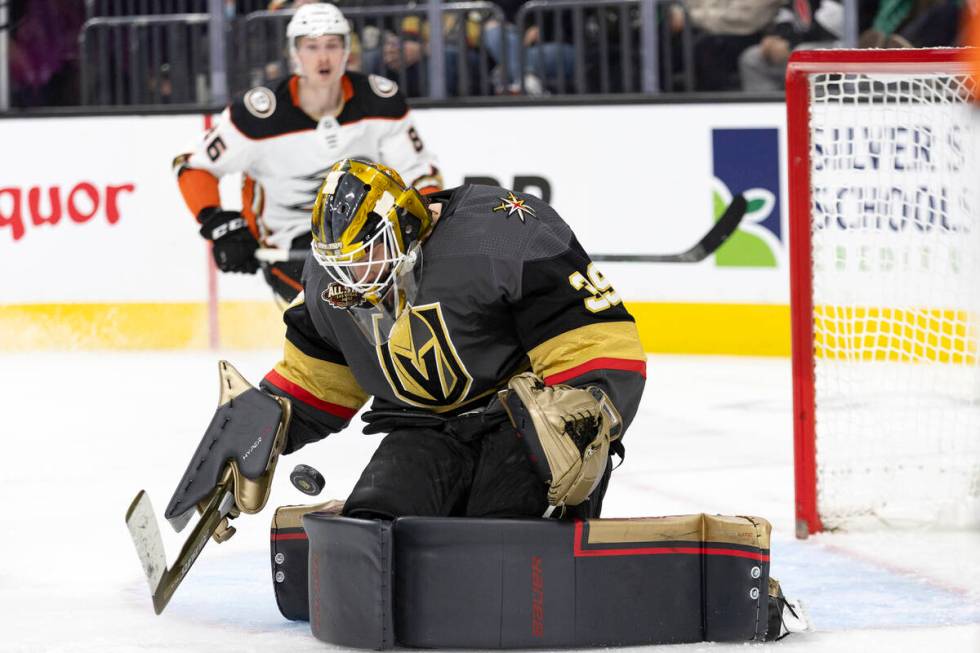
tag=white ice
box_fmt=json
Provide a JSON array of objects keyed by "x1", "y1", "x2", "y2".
[{"x1": 1, "y1": 352, "x2": 977, "y2": 652}]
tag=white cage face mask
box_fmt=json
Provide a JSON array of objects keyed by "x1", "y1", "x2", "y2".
[
  {"x1": 312, "y1": 218, "x2": 403, "y2": 298},
  {"x1": 347, "y1": 246, "x2": 423, "y2": 346},
  {"x1": 314, "y1": 236, "x2": 423, "y2": 346}
]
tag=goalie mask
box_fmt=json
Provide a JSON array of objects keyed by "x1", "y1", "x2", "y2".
[{"x1": 311, "y1": 159, "x2": 432, "y2": 344}]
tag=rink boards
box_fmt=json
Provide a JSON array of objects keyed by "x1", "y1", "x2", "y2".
[{"x1": 0, "y1": 103, "x2": 793, "y2": 353}]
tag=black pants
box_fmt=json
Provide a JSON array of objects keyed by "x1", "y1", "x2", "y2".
[{"x1": 343, "y1": 421, "x2": 611, "y2": 520}]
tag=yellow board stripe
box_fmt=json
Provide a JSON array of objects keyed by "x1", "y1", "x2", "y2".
[
  {"x1": 7, "y1": 302, "x2": 972, "y2": 364},
  {"x1": 814, "y1": 305, "x2": 978, "y2": 364},
  {"x1": 0, "y1": 303, "x2": 208, "y2": 350},
  {"x1": 0, "y1": 302, "x2": 284, "y2": 350},
  {"x1": 273, "y1": 339, "x2": 369, "y2": 411},
  {"x1": 0, "y1": 301, "x2": 793, "y2": 355},
  {"x1": 625, "y1": 302, "x2": 791, "y2": 356}
]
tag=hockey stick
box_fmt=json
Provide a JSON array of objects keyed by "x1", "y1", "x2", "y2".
[
  {"x1": 253, "y1": 194, "x2": 747, "y2": 265},
  {"x1": 125, "y1": 483, "x2": 235, "y2": 614},
  {"x1": 254, "y1": 247, "x2": 303, "y2": 263},
  {"x1": 590, "y1": 194, "x2": 747, "y2": 263}
]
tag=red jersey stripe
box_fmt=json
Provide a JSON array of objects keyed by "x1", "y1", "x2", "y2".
[
  {"x1": 544, "y1": 357, "x2": 647, "y2": 385},
  {"x1": 264, "y1": 369, "x2": 359, "y2": 419}
]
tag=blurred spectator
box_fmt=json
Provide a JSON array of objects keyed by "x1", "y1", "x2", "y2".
[
  {"x1": 670, "y1": 0, "x2": 784, "y2": 91},
  {"x1": 484, "y1": 1, "x2": 532, "y2": 95},
  {"x1": 516, "y1": 5, "x2": 576, "y2": 94},
  {"x1": 358, "y1": 6, "x2": 481, "y2": 97},
  {"x1": 896, "y1": 0, "x2": 964, "y2": 47},
  {"x1": 739, "y1": 0, "x2": 843, "y2": 92},
  {"x1": 8, "y1": 0, "x2": 85, "y2": 106},
  {"x1": 483, "y1": 1, "x2": 576, "y2": 95},
  {"x1": 859, "y1": 0, "x2": 963, "y2": 48}
]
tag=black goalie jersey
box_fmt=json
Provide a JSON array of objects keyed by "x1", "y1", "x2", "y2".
[{"x1": 260, "y1": 185, "x2": 647, "y2": 453}]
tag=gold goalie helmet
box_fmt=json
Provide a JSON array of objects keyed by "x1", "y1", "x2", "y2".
[{"x1": 311, "y1": 159, "x2": 432, "y2": 344}]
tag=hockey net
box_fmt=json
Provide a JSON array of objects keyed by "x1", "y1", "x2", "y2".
[{"x1": 787, "y1": 49, "x2": 980, "y2": 537}]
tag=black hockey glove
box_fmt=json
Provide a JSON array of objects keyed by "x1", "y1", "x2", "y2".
[{"x1": 198, "y1": 208, "x2": 260, "y2": 274}]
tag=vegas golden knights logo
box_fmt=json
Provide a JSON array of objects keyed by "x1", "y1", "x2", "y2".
[{"x1": 375, "y1": 303, "x2": 473, "y2": 409}]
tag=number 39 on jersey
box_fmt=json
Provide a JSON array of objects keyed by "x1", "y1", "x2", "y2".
[{"x1": 568, "y1": 263, "x2": 622, "y2": 313}]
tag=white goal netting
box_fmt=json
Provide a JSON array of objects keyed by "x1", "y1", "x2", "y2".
[{"x1": 807, "y1": 69, "x2": 980, "y2": 530}]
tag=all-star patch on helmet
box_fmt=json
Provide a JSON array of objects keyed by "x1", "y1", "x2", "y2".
[
  {"x1": 311, "y1": 159, "x2": 432, "y2": 343},
  {"x1": 286, "y1": 3, "x2": 352, "y2": 69}
]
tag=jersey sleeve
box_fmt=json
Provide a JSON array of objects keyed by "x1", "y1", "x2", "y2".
[
  {"x1": 173, "y1": 106, "x2": 256, "y2": 219},
  {"x1": 505, "y1": 228, "x2": 647, "y2": 433},
  {"x1": 378, "y1": 101, "x2": 442, "y2": 194},
  {"x1": 260, "y1": 294, "x2": 370, "y2": 454}
]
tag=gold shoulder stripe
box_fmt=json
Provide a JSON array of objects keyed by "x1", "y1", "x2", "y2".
[
  {"x1": 273, "y1": 339, "x2": 369, "y2": 412},
  {"x1": 528, "y1": 321, "x2": 646, "y2": 383}
]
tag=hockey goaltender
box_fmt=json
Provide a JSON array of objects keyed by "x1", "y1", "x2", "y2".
[{"x1": 126, "y1": 159, "x2": 809, "y2": 648}]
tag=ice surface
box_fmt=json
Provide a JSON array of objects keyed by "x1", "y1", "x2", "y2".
[{"x1": 0, "y1": 352, "x2": 977, "y2": 652}]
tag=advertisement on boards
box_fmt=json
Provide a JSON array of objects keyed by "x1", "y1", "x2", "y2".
[{"x1": 0, "y1": 102, "x2": 790, "y2": 352}]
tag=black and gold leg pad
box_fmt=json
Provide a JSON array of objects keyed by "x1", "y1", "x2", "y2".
[
  {"x1": 289, "y1": 512, "x2": 773, "y2": 649},
  {"x1": 270, "y1": 500, "x2": 344, "y2": 622}
]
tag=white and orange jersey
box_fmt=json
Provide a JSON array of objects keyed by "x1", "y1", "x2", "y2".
[{"x1": 174, "y1": 72, "x2": 441, "y2": 249}]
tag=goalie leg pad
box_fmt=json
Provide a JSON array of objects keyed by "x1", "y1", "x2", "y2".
[
  {"x1": 304, "y1": 513, "x2": 396, "y2": 650},
  {"x1": 301, "y1": 512, "x2": 773, "y2": 649},
  {"x1": 270, "y1": 500, "x2": 344, "y2": 621}
]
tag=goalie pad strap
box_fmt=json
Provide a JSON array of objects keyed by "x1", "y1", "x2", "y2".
[{"x1": 300, "y1": 512, "x2": 772, "y2": 649}]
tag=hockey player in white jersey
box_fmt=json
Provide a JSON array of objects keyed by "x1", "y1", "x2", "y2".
[{"x1": 173, "y1": 3, "x2": 441, "y2": 303}]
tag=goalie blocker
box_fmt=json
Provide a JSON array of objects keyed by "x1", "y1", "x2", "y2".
[
  {"x1": 270, "y1": 507, "x2": 787, "y2": 648},
  {"x1": 125, "y1": 361, "x2": 291, "y2": 614}
]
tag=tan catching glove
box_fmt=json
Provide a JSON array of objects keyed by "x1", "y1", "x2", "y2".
[{"x1": 499, "y1": 372, "x2": 622, "y2": 511}]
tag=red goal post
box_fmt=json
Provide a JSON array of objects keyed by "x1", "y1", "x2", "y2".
[{"x1": 786, "y1": 49, "x2": 980, "y2": 538}]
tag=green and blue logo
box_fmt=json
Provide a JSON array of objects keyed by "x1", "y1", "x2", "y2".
[{"x1": 711, "y1": 128, "x2": 782, "y2": 268}]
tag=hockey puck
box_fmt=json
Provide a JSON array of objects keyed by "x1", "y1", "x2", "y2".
[{"x1": 289, "y1": 464, "x2": 325, "y2": 496}]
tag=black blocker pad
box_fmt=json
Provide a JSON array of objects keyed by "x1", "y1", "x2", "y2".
[
  {"x1": 165, "y1": 384, "x2": 284, "y2": 524},
  {"x1": 301, "y1": 512, "x2": 772, "y2": 649}
]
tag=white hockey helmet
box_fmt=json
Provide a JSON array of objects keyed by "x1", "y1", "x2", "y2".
[{"x1": 287, "y1": 3, "x2": 352, "y2": 68}]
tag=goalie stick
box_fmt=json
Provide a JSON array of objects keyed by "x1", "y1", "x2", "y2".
[
  {"x1": 124, "y1": 361, "x2": 290, "y2": 615},
  {"x1": 253, "y1": 194, "x2": 747, "y2": 265},
  {"x1": 125, "y1": 484, "x2": 236, "y2": 614}
]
